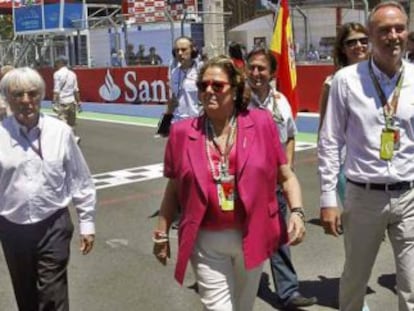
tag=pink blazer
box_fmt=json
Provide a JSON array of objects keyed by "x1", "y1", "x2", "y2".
[{"x1": 164, "y1": 108, "x2": 288, "y2": 284}]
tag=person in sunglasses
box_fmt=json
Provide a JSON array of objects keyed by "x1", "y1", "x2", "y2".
[
  {"x1": 245, "y1": 47, "x2": 317, "y2": 310},
  {"x1": 0, "y1": 67, "x2": 96, "y2": 311},
  {"x1": 153, "y1": 55, "x2": 306, "y2": 311},
  {"x1": 318, "y1": 22, "x2": 369, "y2": 206},
  {"x1": 319, "y1": 22, "x2": 369, "y2": 134},
  {"x1": 319, "y1": 2, "x2": 414, "y2": 310}
]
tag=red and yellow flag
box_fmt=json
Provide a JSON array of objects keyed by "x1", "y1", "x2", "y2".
[{"x1": 269, "y1": 0, "x2": 299, "y2": 117}]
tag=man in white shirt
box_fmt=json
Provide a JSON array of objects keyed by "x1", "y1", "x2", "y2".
[
  {"x1": 246, "y1": 47, "x2": 317, "y2": 310},
  {"x1": 156, "y1": 36, "x2": 202, "y2": 136},
  {"x1": 53, "y1": 55, "x2": 81, "y2": 143},
  {"x1": 0, "y1": 67, "x2": 96, "y2": 311},
  {"x1": 318, "y1": 2, "x2": 414, "y2": 310}
]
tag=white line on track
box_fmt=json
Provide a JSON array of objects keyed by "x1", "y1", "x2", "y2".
[{"x1": 92, "y1": 142, "x2": 316, "y2": 190}]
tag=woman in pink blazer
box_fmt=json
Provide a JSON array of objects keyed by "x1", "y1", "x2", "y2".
[{"x1": 153, "y1": 55, "x2": 306, "y2": 311}]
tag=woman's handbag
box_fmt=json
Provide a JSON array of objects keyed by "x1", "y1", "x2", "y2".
[{"x1": 156, "y1": 113, "x2": 173, "y2": 137}]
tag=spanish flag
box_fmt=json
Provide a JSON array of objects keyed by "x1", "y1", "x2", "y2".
[{"x1": 270, "y1": 0, "x2": 299, "y2": 117}]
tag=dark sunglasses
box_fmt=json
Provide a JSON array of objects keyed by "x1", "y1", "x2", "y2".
[
  {"x1": 197, "y1": 80, "x2": 230, "y2": 93},
  {"x1": 344, "y1": 37, "x2": 368, "y2": 48}
]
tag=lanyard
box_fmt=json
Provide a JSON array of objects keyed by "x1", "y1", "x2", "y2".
[
  {"x1": 368, "y1": 60, "x2": 404, "y2": 129},
  {"x1": 20, "y1": 128, "x2": 43, "y2": 160},
  {"x1": 176, "y1": 62, "x2": 194, "y2": 98},
  {"x1": 205, "y1": 114, "x2": 237, "y2": 182},
  {"x1": 252, "y1": 87, "x2": 284, "y2": 123}
]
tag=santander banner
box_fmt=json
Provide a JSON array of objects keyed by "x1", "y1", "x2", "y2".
[
  {"x1": 39, "y1": 66, "x2": 170, "y2": 105},
  {"x1": 39, "y1": 64, "x2": 334, "y2": 112}
]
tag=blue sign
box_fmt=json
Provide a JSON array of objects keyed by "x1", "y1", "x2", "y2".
[
  {"x1": 44, "y1": 4, "x2": 60, "y2": 29},
  {"x1": 14, "y1": 1, "x2": 85, "y2": 34},
  {"x1": 63, "y1": 3, "x2": 84, "y2": 28},
  {"x1": 14, "y1": 5, "x2": 43, "y2": 32}
]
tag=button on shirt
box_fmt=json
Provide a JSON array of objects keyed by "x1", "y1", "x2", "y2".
[
  {"x1": 53, "y1": 66, "x2": 79, "y2": 104},
  {"x1": 318, "y1": 60, "x2": 414, "y2": 207},
  {"x1": 169, "y1": 61, "x2": 201, "y2": 120},
  {"x1": 0, "y1": 114, "x2": 96, "y2": 234}
]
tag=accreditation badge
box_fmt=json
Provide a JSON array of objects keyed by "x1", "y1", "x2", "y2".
[
  {"x1": 217, "y1": 175, "x2": 235, "y2": 211},
  {"x1": 380, "y1": 129, "x2": 394, "y2": 160}
]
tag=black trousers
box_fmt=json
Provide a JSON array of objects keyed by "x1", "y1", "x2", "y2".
[{"x1": 0, "y1": 209, "x2": 74, "y2": 311}]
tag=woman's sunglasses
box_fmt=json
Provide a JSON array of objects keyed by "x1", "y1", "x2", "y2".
[
  {"x1": 344, "y1": 37, "x2": 368, "y2": 48},
  {"x1": 197, "y1": 80, "x2": 230, "y2": 93}
]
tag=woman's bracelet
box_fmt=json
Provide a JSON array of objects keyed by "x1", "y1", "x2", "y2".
[
  {"x1": 153, "y1": 230, "x2": 169, "y2": 244},
  {"x1": 290, "y1": 207, "x2": 306, "y2": 222}
]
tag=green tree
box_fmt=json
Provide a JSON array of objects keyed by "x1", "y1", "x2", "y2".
[{"x1": 0, "y1": 14, "x2": 13, "y2": 40}]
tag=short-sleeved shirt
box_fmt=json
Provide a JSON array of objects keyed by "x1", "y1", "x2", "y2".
[{"x1": 53, "y1": 66, "x2": 79, "y2": 104}]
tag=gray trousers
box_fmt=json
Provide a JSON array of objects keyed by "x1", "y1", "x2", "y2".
[
  {"x1": 0, "y1": 209, "x2": 74, "y2": 311},
  {"x1": 340, "y1": 183, "x2": 414, "y2": 311}
]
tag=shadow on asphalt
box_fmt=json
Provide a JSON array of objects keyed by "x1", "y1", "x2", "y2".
[{"x1": 257, "y1": 272, "x2": 381, "y2": 310}]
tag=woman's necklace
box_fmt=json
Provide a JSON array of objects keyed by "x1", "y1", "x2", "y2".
[{"x1": 205, "y1": 114, "x2": 237, "y2": 183}]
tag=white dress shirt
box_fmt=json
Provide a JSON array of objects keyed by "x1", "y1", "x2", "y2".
[
  {"x1": 53, "y1": 66, "x2": 79, "y2": 104},
  {"x1": 169, "y1": 61, "x2": 201, "y2": 121},
  {"x1": 0, "y1": 114, "x2": 96, "y2": 234},
  {"x1": 318, "y1": 59, "x2": 414, "y2": 207},
  {"x1": 248, "y1": 87, "x2": 297, "y2": 145}
]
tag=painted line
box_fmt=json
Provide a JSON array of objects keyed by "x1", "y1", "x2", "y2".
[
  {"x1": 93, "y1": 163, "x2": 164, "y2": 190},
  {"x1": 92, "y1": 142, "x2": 316, "y2": 190}
]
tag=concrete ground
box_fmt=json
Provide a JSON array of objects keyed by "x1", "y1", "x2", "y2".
[{"x1": 0, "y1": 110, "x2": 398, "y2": 311}]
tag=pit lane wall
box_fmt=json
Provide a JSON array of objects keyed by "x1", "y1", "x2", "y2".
[{"x1": 38, "y1": 63, "x2": 334, "y2": 113}]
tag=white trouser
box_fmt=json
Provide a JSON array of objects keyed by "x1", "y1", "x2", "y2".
[
  {"x1": 340, "y1": 183, "x2": 414, "y2": 311},
  {"x1": 190, "y1": 229, "x2": 264, "y2": 311}
]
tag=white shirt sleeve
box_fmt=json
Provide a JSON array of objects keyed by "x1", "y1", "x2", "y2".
[{"x1": 318, "y1": 71, "x2": 348, "y2": 208}]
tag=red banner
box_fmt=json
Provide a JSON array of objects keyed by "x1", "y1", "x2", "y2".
[
  {"x1": 39, "y1": 66, "x2": 170, "y2": 104},
  {"x1": 38, "y1": 64, "x2": 333, "y2": 112}
]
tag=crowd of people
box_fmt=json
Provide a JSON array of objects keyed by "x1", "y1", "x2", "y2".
[
  {"x1": 123, "y1": 43, "x2": 163, "y2": 66},
  {"x1": 1, "y1": 1, "x2": 414, "y2": 311}
]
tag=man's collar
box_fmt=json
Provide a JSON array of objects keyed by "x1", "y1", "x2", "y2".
[
  {"x1": 12, "y1": 113, "x2": 43, "y2": 135},
  {"x1": 370, "y1": 58, "x2": 404, "y2": 83}
]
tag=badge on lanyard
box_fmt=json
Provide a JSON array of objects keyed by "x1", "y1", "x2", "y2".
[
  {"x1": 391, "y1": 127, "x2": 400, "y2": 150},
  {"x1": 380, "y1": 128, "x2": 394, "y2": 160},
  {"x1": 218, "y1": 174, "x2": 235, "y2": 211}
]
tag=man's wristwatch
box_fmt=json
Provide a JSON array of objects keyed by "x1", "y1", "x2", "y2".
[{"x1": 290, "y1": 207, "x2": 306, "y2": 222}]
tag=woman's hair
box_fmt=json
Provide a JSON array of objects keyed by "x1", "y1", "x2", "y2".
[
  {"x1": 333, "y1": 22, "x2": 368, "y2": 69},
  {"x1": 197, "y1": 55, "x2": 247, "y2": 111},
  {"x1": 228, "y1": 42, "x2": 244, "y2": 61},
  {"x1": 246, "y1": 47, "x2": 278, "y2": 75},
  {"x1": 0, "y1": 67, "x2": 46, "y2": 100}
]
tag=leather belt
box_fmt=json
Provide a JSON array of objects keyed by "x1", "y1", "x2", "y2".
[{"x1": 347, "y1": 178, "x2": 414, "y2": 191}]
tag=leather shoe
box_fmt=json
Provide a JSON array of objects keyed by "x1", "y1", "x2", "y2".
[{"x1": 284, "y1": 294, "x2": 317, "y2": 310}]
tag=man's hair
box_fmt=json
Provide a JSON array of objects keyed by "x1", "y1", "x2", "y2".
[
  {"x1": 246, "y1": 47, "x2": 277, "y2": 75},
  {"x1": 56, "y1": 55, "x2": 68, "y2": 65},
  {"x1": 0, "y1": 67, "x2": 46, "y2": 100},
  {"x1": 368, "y1": 1, "x2": 407, "y2": 27}
]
